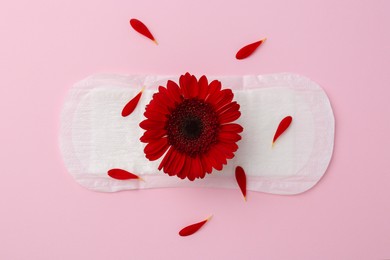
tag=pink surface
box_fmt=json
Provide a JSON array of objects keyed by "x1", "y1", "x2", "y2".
[{"x1": 0, "y1": 0, "x2": 389, "y2": 259}]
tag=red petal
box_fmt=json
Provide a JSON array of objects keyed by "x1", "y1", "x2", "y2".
[
  {"x1": 208, "y1": 89, "x2": 233, "y2": 109},
  {"x1": 235, "y1": 166, "x2": 247, "y2": 200},
  {"x1": 207, "y1": 147, "x2": 226, "y2": 170},
  {"x1": 145, "y1": 138, "x2": 169, "y2": 161},
  {"x1": 219, "y1": 111, "x2": 241, "y2": 124},
  {"x1": 197, "y1": 75, "x2": 209, "y2": 100},
  {"x1": 179, "y1": 73, "x2": 192, "y2": 98},
  {"x1": 172, "y1": 152, "x2": 186, "y2": 176},
  {"x1": 158, "y1": 86, "x2": 177, "y2": 108},
  {"x1": 218, "y1": 141, "x2": 239, "y2": 153},
  {"x1": 144, "y1": 137, "x2": 168, "y2": 155},
  {"x1": 192, "y1": 156, "x2": 204, "y2": 179},
  {"x1": 178, "y1": 155, "x2": 191, "y2": 179},
  {"x1": 273, "y1": 116, "x2": 293, "y2": 145},
  {"x1": 129, "y1": 18, "x2": 157, "y2": 44},
  {"x1": 220, "y1": 123, "x2": 244, "y2": 133},
  {"x1": 179, "y1": 216, "x2": 212, "y2": 237},
  {"x1": 144, "y1": 109, "x2": 168, "y2": 121},
  {"x1": 122, "y1": 89, "x2": 143, "y2": 117},
  {"x1": 215, "y1": 91, "x2": 234, "y2": 109},
  {"x1": 153, "y1": 91, "x2": 175, "y2": 110},
  {"x1": 140, "y1": 129, "x2": 167, "y2": 143},
  {"x1": 146, "y1": 146, "x2": 169, "y2": 161},
  {"x1": 175, "y1": 154, "x2": 187, "y2": 179},
  {"x1": 205, "y1": 82, "x2": 222, "y2": 103},
  {"x1": 236, "y1": 38, "x2": 266, "y2": 60},
  {"x1": 200, "y1": 155, "x2": 213, "y2": 174},
  {"x1": 139, "y1": 119, "x2": 165, "y2": 131},
  {"x1": 148, "y1": 98, "x2": 170, "y2": 114},
  {"x1": 213, "y1": 147, "x2": 228, "y2": 165},
  {"x1": 218, "y1": 132, "x2": 241, "y2": 142},
  {"x1": 158, "y1": 146, "x2": 174, "y2": 171},
  {"x1": 166, "y1": 80, "x2": 183, "y2": 103},
  {"x1": 214, "y1": 143, "x2": 235, "y2": 159},
  {"x1": 205, "y1": 80, "x2": 221, "y2": 101},
  {"x1": 216, "y1": 101, "x2": 238, "y2": 114},
  {"x1": 218, "y1": 102, "x2": 240, "y2": 116},
  {"x1": 164, "y1": 149, "x2": 179, "y2": 176},
  {"x1": 187, "y1": 157, "x2": 196, "y2": 181},
  {"x1": 187, "y1": 75, "x2": 199, "y2": 98},
  {"x1": 108, "y1": 169, "x2": 141, "y2": 180}
]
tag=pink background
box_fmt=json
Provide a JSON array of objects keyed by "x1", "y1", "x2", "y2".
[{"x1": 1, "y1": 0, "x2": 389, "y2": 259}]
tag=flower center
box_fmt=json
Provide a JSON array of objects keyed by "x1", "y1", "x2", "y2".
[
  {"x1": 182, "y1": 118, "x2": 203, "y2": 139},
  {"x1": 166, "y1": 98, "x2": 220, "y2": 157}
]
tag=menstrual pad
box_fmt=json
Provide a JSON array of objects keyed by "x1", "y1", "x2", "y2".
[{"x1": 60, "y1": 73, "x2": 334, "y2": 195}]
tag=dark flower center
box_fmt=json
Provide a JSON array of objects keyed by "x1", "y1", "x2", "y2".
[
  {"x1": 165, "y1": 98, "x2": 220, "y2": 157},
  {"x1": 182, "y1": 118, "x2": 203, "y2": 139}
]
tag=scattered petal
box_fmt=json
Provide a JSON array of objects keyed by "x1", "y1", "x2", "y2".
[
  {"x1": 122, "y1": 88, "x2": 144, "y2": 117},
  {"x1": 235, "y1": 166, "x2": 247, "y2": 201},
  {"x1": 179, "y1": 216, "x2": 212, "y2": 237},
  {"x1": 272, "y1": 116, "x2": 293, "y2": 146},
  {"x1": 129, "y1": 18, "x2": 158, "y2": 44},
  {"x1": 236, "y1": 38, "x2": 266, "y2": 60},
  {"x1": 108, "y1": 169, "x2": 143, "y2": 181}
]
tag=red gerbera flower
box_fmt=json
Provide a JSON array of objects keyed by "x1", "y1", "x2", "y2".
[{"x1": 140, "y1": 73, "x2": 243, "y2": 181}]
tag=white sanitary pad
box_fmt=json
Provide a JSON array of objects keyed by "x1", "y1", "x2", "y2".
[{"x1": 60, "y1": 73, "x2": 334, "y2": 195}]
